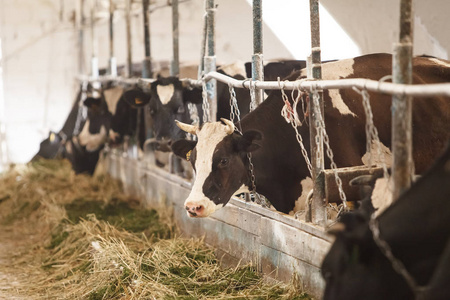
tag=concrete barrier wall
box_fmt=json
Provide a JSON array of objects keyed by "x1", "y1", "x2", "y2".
[{"x1": 104, "y1": 151, "x2": 332, "y2": 298}]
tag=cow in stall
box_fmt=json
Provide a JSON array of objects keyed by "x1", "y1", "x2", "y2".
[
  {"x1": 321, "y1": 140, "x2": 450, "y2": 300},
  {"x1": 31, "y1": 85, "x2": 85, "y2": 161},
  {"x1": 65, "y1": 82, "x2": 112, "y2": 174},
  {"x1": 119, "y1": 60, "x2": 308, "y2": 174},
  {"x1": 170, "y1": 53, "x2": 450, "y2": 218}
]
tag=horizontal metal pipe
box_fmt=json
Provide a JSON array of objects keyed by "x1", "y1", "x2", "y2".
[{"x1": 158, "y1": 72, "x2": 450, "y2": 97}]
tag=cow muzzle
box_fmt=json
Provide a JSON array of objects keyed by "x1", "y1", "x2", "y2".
[
  {"x1": 185, "y1": 203, "x2": 205, "y2": 217},
  {"x1": 184, "y1": 199, "x2": 221, "y2": 218}
]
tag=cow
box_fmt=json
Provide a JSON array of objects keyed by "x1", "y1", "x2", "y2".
[
  {"x1": 122, "y1": 60, "x2": 309, "y2": 150},
  {"x1": 32, "y1": 85, "x2": 85, "y2": 161},
  {"x1": 170, "y1": 53, "x2": 450, "y2": 218},
  {"x1": 321, "y1": 140, "x2": 450, "y2": 300},
  {"x1": 65, "y1": 82, "x2": 112, "y2": 174}
]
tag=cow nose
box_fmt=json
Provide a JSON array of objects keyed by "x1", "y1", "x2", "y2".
[{"x1": 185, "y1": 204, "x2": 204, "y2": 217}]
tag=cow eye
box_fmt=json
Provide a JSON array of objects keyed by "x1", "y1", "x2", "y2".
[
  {"x1": 149, "y1": 108, "x2": 156, "y2": 115},
  {"x1": 219, "y1": 158, "x2": 229, "y2": 167},
  {"x1": 176, "y1": 106, "x2": 185, "y2": 114}
]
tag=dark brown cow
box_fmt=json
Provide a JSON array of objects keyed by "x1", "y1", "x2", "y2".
[
  {"x1": 171, "y1": 53, "x2": 450, "y2": 217},
  {"x1": 321, "y1": 140, "x2": 450, "y2": 300}
]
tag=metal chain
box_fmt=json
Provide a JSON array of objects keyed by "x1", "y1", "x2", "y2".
[
  {"x1": 228, "y1": 83, "x2": 242, "y2": 132},
  {"x1": 202, "y1": 78, "x2": 211, "y2": 123},
  {"x1": 280, "y1": 81, "x2": 313, "y2": 177},
  {"x1": 228, "y1": 84, "x2": 269, "y2": 208},
  {"x1": 311, "y1": 90, "x2": 348, "y2": 209},
  {"x1": 187, "y1": 103, "x2": 199, "y2": 140},
  {"x1": 353, "y1": 87, "x2": 389, "y2": 179},
  {"x1": 369, "y1": 214, "x2": 427, "y2": 298}
]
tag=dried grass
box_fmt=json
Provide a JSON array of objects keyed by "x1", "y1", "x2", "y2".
[{"x1": 0, "y1": 159, "x2": 312, "y2": 299}]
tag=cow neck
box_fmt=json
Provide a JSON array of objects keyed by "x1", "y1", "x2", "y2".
[
  {"x1": 234, "y1": 128, "x2": 270, "y2": 208},
  {"x1": 368, "y1": 145, "x2": 450, "y2": 298}
]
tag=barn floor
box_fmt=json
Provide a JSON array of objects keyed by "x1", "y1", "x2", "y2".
[
  {"x1": 0, "y1": 159, "x2": 313, "y2": 299},
  {"x1": 0, "y1": 225, "x2": 33, "y2": 300}
]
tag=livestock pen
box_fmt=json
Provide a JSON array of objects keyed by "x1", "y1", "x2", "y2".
[
  {"x1": 2, "y1": 0, "x2": 449, "y2": 299},
  {"x1": 85, "y1": 0, "x2": 450, "y2": 298}
]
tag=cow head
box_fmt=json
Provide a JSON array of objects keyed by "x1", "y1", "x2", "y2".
[
  {"x1": 124, "y1": 77, "x2": 202, "y2": 151},
  {"x1": 172, "y1": 119, "x2": 262, "y2": 217},
  {"x1": 77, "y1": 89, "x2": 111, "y2": 152},
  {"x1": 321, "y1": 212, "x2": 413, "y2": 300}
]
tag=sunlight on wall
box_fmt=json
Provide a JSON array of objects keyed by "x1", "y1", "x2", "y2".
[
  {"x1": 246, "y1": 0, "x2": 361, "y2": 60},
  {"x1": 0, "y1": 38, "x2": 9, "y2": 172}
]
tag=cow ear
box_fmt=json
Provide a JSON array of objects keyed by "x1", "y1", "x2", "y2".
[
  {"x1": 84, "y1": 97, "x2": 102, "y2": 108},
  {"x1": 237, "y1": 130, "x2": 263, "y2": 153},
  {"x1": 182, "y1": 86, "x2": 203, "y2": 104},
  {"x1": 172, "y1": 139, "x2": 197, "y2": 161},
  {"x1": 123, "y1": 87, "x2": 150, "y2": 107}
]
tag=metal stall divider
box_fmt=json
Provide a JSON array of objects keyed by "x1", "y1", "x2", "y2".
[
  {"x1": 90, "y1": 0, "x2": 99, "y2": 79},
  {"x1": 252, "y1": 0, "x2": 264, "y2": 107},
  {"x1": 307, "y1": 0, "x2": 326, "y2": 226},
  {"x1": 204, "y1": 0, "x2": 217, "y2": 123},
  {"x1": 392, "y1": 0, "x2": 414, "y2": 200},
  {"x1": 142, "y1": 0, "x2": 152, "y2": 79},
  {"x1": 109, "y1": 0, "x2": 117, "y2": 76},
  {"x1": 171, "y1": 0, "x2": 180, "y2": 76}
]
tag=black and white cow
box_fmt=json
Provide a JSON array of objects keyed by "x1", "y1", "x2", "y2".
[
  {"x1": 171, "y1": 53, "x2": 450, "y2": 217},
  {"x1": 321, "y1": 140, "x2": 450, "y2": 300},
  {"x1": 32, "y1": 85, "x2": 85, "y2": 161},
  {"x1": 66, "y1": 83, "x2": 112, "y2": 174}
]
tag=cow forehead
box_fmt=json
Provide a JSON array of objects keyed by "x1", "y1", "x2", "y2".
[
  {"x1": 196, "y1": 122, "x2": 231, "y2": 160},
  {"x1": 156, "y1": 84, "x2": 175, "y2": 105},
  {"x1": 104, "y1": 86, "x2": 124, "y2": 115}
]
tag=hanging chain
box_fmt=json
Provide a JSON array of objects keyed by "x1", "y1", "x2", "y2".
[
  {"x1": 353, "y1": 87, "x2": 389, "y2": 179},
  {"x1": 280, "y1": 81, "x2": 313, "y2": 177},
  {"x1": 228, "y1": 83, "x2": 242, "y2": 132},
  {"x1": 202, "y1": 78, "x2": 211, "y2": 123},
  {"x1": 187, "y1": 103, "x2": 199, "y2": 141},
  {"x1": 311, "y1": 89, "x2": 348, "y2": 209},
  {"x1": 228, "y1": 84, "x2": 269, "y2": 208},
  {"x1": 369, "y1": 214, "x2": 427, "y2": 298}
]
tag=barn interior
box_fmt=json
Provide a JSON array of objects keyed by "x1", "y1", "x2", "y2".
[{"x1": 0, "y1": 0, "x2": 449, "y2": 299}]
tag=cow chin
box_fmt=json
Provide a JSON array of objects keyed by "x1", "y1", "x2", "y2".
[{"x1": 184, "y1": 198, "x2": 223, "y2": 218}]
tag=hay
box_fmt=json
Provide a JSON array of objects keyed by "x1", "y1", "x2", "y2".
[{"x1": 0, "y1": 158, "x2": 312, "y2": 299}]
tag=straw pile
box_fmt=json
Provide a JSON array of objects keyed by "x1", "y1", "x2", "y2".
[{"x1": 0, "y1": 159, "x2": 312, "y2": 299}]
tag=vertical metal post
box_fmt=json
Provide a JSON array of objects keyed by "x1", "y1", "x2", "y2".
[
  {"x1": 78, "y1": 0, "x2": 85, "y2": 75},
  {"x1": 125, "y1": 0, "x2": 133, "y2": 77},
  {"x1": 204, "y1": 0, "x2": 217, "y2": 122},
  {"x1": 142, "y1": 0, "x2": 152, "y2": 78},
  {"x1": 392, "y1": 0, "x2": 414, "y2": 200},
  {"x1": 90, "y1": 3, "x2": 99, "y2": 78},
  {"x1": 171, "y1": 0, "x2": 180, "y2": 76},
  {"x1": 109, "y1": 0, "x2": 117, "y2": 76},
  {"x1": 308, "y1": 0, "x2": 326, "y2": 226},
  {"x1": 252, "y1": 0, "x2": 264, "y2": 106},
  {"x1": 198, "y1": 13, "x2": 207, "y2": 79}
]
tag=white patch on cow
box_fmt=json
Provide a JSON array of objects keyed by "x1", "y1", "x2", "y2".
[
  {"x1": 428, "y1": 57, "x2": 450, "y2": 68},
  {"x1": 371, "y1": 177, "x2": 394, "y2": 217},
  {"x1": 328, "y1": 89, "x2": 357, "y2": 117},
  {"x1": 157, "y1": 84, "x2": 175, "y2": 105},
  {"x1": 104, "y1": 86, "x2": 124, "y2": 115},
  {"x1": 290, "y1": 177, "x2": 313, "y2": 215},
  {"x1": 218, "y1": 61, "x2": 247, "y2": 77},
  {"x1": 361, "y1": 140, "x2": 392, "y2": 168},
  {"x1": 233, "y1": 184, "x2": 251, "y2": 196},
  {"x1": 184, "y1": 122, "x2": 231, "y2": 217},
  {"x1": 301, "y1": 58, "x2": 357, "y2": 116},
  {"x1": 78, "y1": 120, "x2": 107, "y2": 152}
]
